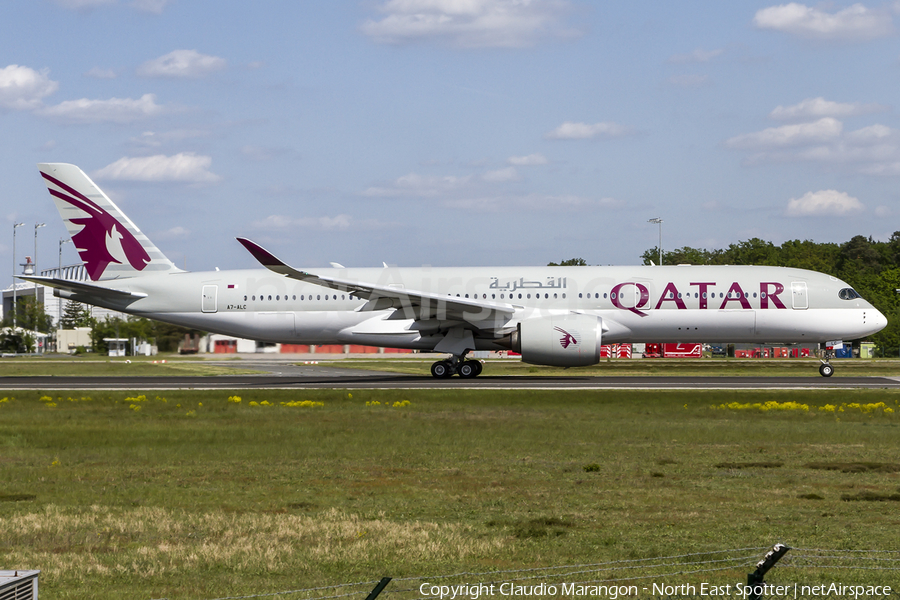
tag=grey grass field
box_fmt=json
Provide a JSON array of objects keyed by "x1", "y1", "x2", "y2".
[{"x1": 1, "y1": 387, "x2": 899, "y2": 599}]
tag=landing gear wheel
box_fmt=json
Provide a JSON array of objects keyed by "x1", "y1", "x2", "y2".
[
  {"x1": 473, "y1": 360, "x2": 483, "y2": 376},
  {"x1": 458, "y1": 361, "x2": 479, "y2": 378},
  {"x1": 819, "y1": 363, "x2": 834, "y2": 377},
  {"x1": 431, "y1": 360, "x2": 454, "y2": 378}
]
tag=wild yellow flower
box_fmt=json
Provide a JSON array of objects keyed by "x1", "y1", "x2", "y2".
[
  {"x1": 280, "y1": 400, "x2": 324, "y2": 408},
  {"x1": 392, "y1": 400, "x2": 411, "y2": 408},
  {"x1": 714, "y1": 401, "x2": 808, "y2": 412},
  {"x1": 249, "y1": 401, "x2": 259, "y2": 407},
  {"x1": 228, "y1": 395, "x2": 242, "y2": 403},
  {"x1": 185, "y1": 410, "x2": 196, "y2": 417}
]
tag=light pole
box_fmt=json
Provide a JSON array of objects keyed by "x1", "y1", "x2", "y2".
[
  {"x1": 58, "y1": 238, "x2": 72, "y2": 328},
  {"x1": 12, "y1": 222, "x2": 24, "y2": 329},
  {"x1": 34, "y1": 223, "x2": 45, "y2": 275},
  {"x1": 648, "y1": 218, "x2": 663, "y2": 265}
]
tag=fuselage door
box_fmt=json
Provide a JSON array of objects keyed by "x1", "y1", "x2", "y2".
[
  {"x1": 791, "y1": 281, "x2": 808, "y2": 310},
  {"x1": 202, "y1": 285, "x2": 218, "y2": 313}
]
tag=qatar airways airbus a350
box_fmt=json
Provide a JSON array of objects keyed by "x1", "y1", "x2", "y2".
[{"x1": 22, "y1": 163, "x2": 887, "y2": 378}]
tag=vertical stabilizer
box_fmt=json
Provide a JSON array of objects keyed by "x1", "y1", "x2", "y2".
[{"x1": 38, "y1": 163, "x2": 182, "y2": 281}]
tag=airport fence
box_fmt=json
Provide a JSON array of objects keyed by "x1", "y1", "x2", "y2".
[{"x1": 162, "y1": 545, "x2": 900, "y2": 600}]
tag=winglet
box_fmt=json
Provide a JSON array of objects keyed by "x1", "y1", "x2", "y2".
[
  {"x1": 236, "y1": 237, "x2": 285, "y2": 268},
  {"x1": 236, "y1": 237, "x2": 314, "y2": 280}
]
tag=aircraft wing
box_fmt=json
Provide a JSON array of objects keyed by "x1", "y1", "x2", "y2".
[
  {"x1": 18, "y1": 276, "x2": 148, "y2": 301},
  {"x1": 236, "y1": 238, "x2": 516, "y2": 323}
]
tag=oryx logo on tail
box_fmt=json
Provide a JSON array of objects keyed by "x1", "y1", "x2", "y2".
[
  {"x1": 554, "y1": 326, "x2": 579, "y2": 349},
  {"x1": 41, "y1": 171, "x2": 151, "y2": 281}
]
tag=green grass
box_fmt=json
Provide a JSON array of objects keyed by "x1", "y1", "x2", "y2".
[
  {"x1": 329, "y1": 356, "x2": 900, "y2": 377},
  {"x1": 1, "y1": 389, "x2": 899, "y2": 599}
]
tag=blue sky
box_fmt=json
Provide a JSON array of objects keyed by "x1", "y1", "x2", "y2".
[{"x1": 2, "y1": 0, "x2": 900, "y2": 275}]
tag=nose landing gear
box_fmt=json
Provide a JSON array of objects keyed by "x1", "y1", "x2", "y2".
[{"x1": 819, "y1": 345, "x2": 836, "y2": 377}]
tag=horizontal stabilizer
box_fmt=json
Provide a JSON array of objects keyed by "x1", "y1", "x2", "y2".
[{"x1": 18, "y1": 276, "x2": 147, "y2": 301}]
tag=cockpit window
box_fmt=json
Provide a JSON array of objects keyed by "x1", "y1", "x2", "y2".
[{"x1": 838, "y1": 288, "x2": 862, "y2": 300}]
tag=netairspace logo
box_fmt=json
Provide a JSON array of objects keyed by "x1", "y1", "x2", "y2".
[{"x1": 418, "y1": 581, "x2": 894, "y2": 599}]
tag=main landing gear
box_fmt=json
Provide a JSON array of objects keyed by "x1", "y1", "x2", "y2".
[{"x1": 430, "y1": 355, "x2": 484, "y2": 378}]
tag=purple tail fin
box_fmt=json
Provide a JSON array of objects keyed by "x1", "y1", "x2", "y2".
[{"x1": 38, "y1": 163, "x2": 181, "y2": 281}]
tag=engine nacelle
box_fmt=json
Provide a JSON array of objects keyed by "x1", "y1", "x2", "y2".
[{"x1": 508, "y1": 314, "x2": 602, "y2": 367}]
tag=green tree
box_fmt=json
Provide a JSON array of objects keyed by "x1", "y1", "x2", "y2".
[
  {"x1": 59, "y1": 300, "x2": 95, "y2": 329},
  {"x1": 2, "y1": 297, "x2": 53, "y2": 333},
  {"x1": 837, "y1": 235, "x2": 883, "y2": 279},
  {"x1": 90, "y1": 316, "x2": 151, "y2": 354},
  {"x1": 720, "y1": 238, "x2": 779, "y2": 266},
  {"x1": 548, "y1": 258, "x2": 587, "y2": 266},
  {"x1": 90, "y1": 315, "x2": 204, "y2": 354}
]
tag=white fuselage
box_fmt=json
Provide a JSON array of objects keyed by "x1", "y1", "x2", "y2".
[{"x1": 81, "y1": 264, "x2": 886, "y2": 350}]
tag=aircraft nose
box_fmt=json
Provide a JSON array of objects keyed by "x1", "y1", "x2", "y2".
[{"x1": 870, "y1": 307, "x2": 888, "y2": 334}]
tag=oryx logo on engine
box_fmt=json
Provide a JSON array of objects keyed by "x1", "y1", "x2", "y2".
[{"x1": 554, "y1": 326, "x2": 579, "y2": 349}]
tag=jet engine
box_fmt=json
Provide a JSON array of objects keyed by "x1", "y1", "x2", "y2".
[{"x1": 503, "y1": 314, "x2": 602, "y2": 367}]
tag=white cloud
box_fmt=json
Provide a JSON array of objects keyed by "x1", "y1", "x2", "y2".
[
  {"x1": 508, "y1": 153, "x2": 547, "y2": 166},
  {"x1": 729, "y1": 114, "x2": 900, "y2": 173},
  {"x1": 84, "y1": 67, "x2": 117, "y2": 79},
  {"x1": 37, "y1": 93, "x2": 164, "y2": 124},
  {"x1": 155, "y1": 226, "x2": 190, "y2": 239},
  {"x1": 93, "y1": 153, "x2": 220, "y2": 183},
  {"x1": 845, "y1": 123, "x2": 894, "y2": 142},
  {"x1": 770, "y1": 97, "x2": 887, "y2": 120},
  {"x1": 363, "y1": 172, "x2": 471, "y2": 197},
  {"x1": 875, "y1": 205, "x2": 891, "y2": 217},
  {"x1": 360, "y1": 0, "x2": 580, "y2": 48},
  {"x1": 545, "y1": 121, "x2": 629, "y2": 140},
  {"x1": 137, "y1": 49, "x2": 226, "y2": 78},
  {"x1": 753, "y1": 3, "x2": 893, "y2": 41},
  {"x1": 482, "y1": 166, "x2": 518, "y2": 182},
  {"x1": 725, "y1": 118, "x2": 843, "y2": 149},
  {"x1": 0, "y1": 65, "x2": 58, "y2": 110},
  {"x1": 253, "y1": 214, "x2": 353, "y2": 231},
  {"x1": 786, "y1": 190, "x2": 864, "y2": 216},
  {"x1": 667, "y1": 48, "x2": 724, "y2": 64},
  {"x1": 129, "y1": 129, "x2": 211, "y2": 148}
]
